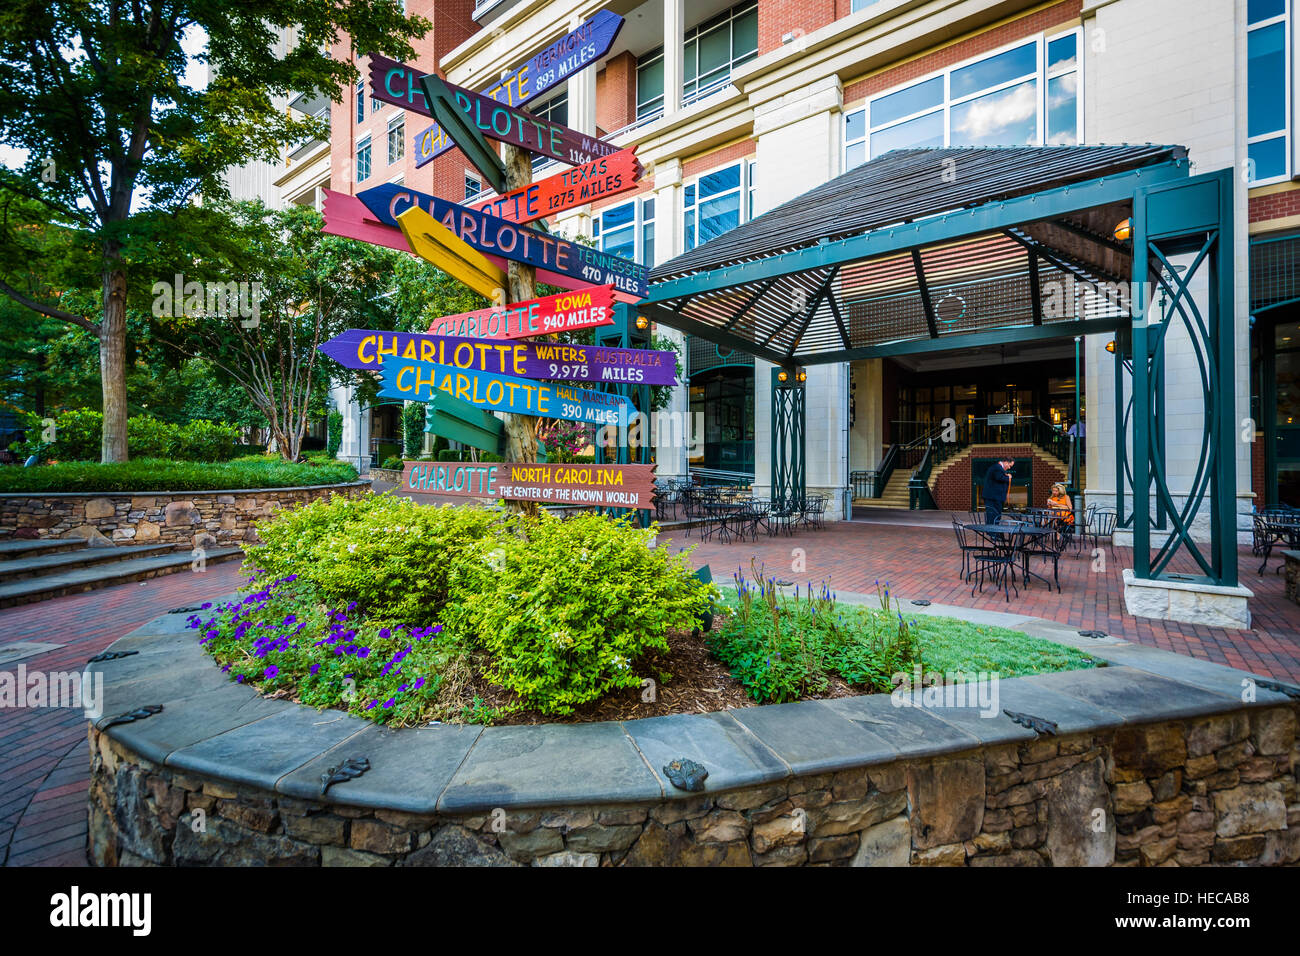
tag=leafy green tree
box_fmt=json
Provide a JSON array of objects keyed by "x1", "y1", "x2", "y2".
[
  {"x1": 0, "y1": 0, "x2": 429, "y2": 461},
  {"x1": 158, "y1": 201, "x2": 403, "y2": 460}
]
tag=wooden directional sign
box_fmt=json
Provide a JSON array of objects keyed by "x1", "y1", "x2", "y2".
[
  {"x1": 357, "y1": 184, "x2": 649, "y2": 299},
  {"x1": 378, "y1": 359, "x2": 631, "y2": 426},
  {"x1": 473, "y1": 149, "x2": 642, "y2": 225},
  {"x1": 422, "y1": 74, "x2": 619, "y2": 169},
  {"x1": 402, "y1": 459, "x2": 655, "y2": 509},
  {"x1": 409, "y1": 74, "x2": 508, "y2": 194},
  {"x1": 409, "y1": 11, "x2": 624, "y2": 168},
  {"x1": 321, "y1": 189, "x2": 640, "y2": 302},
  {"x1": 320, "y1": 330, "x2": 678, "y2": 386},
  {"x1": 426, "y1": 286, "x2": 616, "y2": 339},
  {"x1": 396, "y1": 205, "x2": 506, "y2": 303},
  {"x1": 424, "y1": 389, "x2": 505, "y2": 454}
]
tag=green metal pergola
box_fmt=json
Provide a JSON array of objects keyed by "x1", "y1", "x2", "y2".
[{"x1": 640, "y1": 145, "x2": 1238, "y2": 589}]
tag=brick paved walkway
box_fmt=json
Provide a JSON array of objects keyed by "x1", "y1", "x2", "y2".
[
  {"x1": 2, "y1": 512, "x2": 1297, "y2": 868},
  {"x1": 0, "y1": 562, "x2": 247, "y2": 867}
]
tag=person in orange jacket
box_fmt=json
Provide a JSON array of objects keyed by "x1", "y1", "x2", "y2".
[{"x1": 1047, "y1": 482, "x2": 1074, "y2": 530}]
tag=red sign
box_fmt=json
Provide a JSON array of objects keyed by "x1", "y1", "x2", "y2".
[
  {"x1": 473, "y1": 149, "x2": 642, "y2": 225},
  {"x1": 401, "y1": 460, "x2": 656, "y2": 509},
  {"x1": 426, "y1": 286, "x2": 615, "y2": 339}
]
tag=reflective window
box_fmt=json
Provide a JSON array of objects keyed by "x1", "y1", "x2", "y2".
[
  {"x1": 356, "y1": 137, "x2": 371, "y2": 182},
  {"x1": 683, "y1": 161, "x2": 753, "y2": 251},
  {"x1": 595, "y1": 197, "x2": 656, "y2": 265},
  {"x1": 635, "y1": 1, "x2": 759, "y2": 121},
  {"x1": 845, "y1": 31, "x2": 1083, "y2": 168},
  {"x1": 387, "y1": 116, "x2": 404, "y2": 165},
  {"x1": 1246, "y1": 0, "x2": 1291, "y2": 183}
]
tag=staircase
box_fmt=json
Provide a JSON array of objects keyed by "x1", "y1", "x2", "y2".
[
  {"x1": 871, "y1": 471, "x2": 914, "y2": 510},
  {"x1": 0, "y1": 538, "x2": 243, "y2": 608}
]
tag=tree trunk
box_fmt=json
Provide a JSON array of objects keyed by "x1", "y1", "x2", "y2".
[
  {"x1": 99, "y1": 259, "x2": 129, "y2": 463},
  {"x1": 500, "y1": 145, "x2": 539, "y2": 514}
]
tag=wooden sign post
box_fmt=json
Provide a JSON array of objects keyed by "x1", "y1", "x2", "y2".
[
  {"x1": 502, "y1": 143, "x2": 540, "y2": 513},
  {"x1": 395, "y1": 205, "x2": 507, "y2": 304}
]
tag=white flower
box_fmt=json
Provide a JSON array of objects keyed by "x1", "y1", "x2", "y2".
[{"x1": 347, "y1": 543, "x2": 357, "y2": 553}]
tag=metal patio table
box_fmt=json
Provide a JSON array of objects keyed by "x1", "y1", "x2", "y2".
[
  {"x1": 1257, "y1": 517, "x2": 1300, "y2": 574},
  {"x1": 964, "y1": 522, "x2": 1057, "y2": 591}
]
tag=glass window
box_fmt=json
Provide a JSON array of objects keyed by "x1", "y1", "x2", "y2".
[
  {"x1": 356, "y1": 138, "x2": 371, "y2": 182},
  {"x1": 872, "y1": 76, "x2": 944, "y2": 127},
  {"x1": 683, "y1": 161, "x2": 752, "y2": 251},
  {"x1": 847, "y1": 31, "x2": 1084, "y2": 168},
  {"x1": 1246, "y1": 1, "x2": 1290, "y2": 183},
  {"x1": 464, "y1": 175, "x2": 481, "y2": 201},
  {"x1": 1248, "y1": 23, "x2": 1286, "y2": 137},
  {"x1": 387, "y1": 117, "x2": 404, "y2": 165},
  {"x1": 597, "y1": 197, "x2": 656, "y2": 265},
  {"x1": 636, "y1": 49, "x2": 664, "y2": 120},
  {"x1": 951, "y1": 42, "x2": 1036, "y2": 99},
  {"x1": 681, "y1": 1, "x2": 759, "y2": 105},
  {"x1": 641, "y1": 197, "x2": 656, "y2": 265},
  {"x1": 950, "y1": 79, "x2": 1038, "y2": 147},
  {"x1": 356, "y1": 79, "x2": 365, "y2": 124},
  {"x1": 871, "y1": 110, "x2": 944, "y2": 154}
]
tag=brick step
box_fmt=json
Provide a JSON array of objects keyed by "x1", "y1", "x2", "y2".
[
  {"x1": 0, "y1": 544, "x2": 179, "y2": 584},
  {"x1": 0, "y1": 538, "x2": 90, "y2": 561},
  {"x1": 0, "y1": 548, "x2": 243, "y2": 609}
]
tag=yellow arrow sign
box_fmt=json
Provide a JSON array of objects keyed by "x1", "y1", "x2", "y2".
[{"x1": 396, "y1": 205, "x2": 507, "y2": 305}]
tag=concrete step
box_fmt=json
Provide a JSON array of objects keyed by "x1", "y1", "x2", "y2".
[
  {"x1": 0, "y1": 544, "x2": 179, "y2": 584},
  {"x1": 0, "y1": 538, "x2": 90, "y2": 561},
  {"x1": 0, "y1": 547, "x2": 243, "y2": 608}
]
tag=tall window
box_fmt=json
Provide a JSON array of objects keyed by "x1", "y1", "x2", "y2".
[
  {"x1": 387, "y1": 116, "x2": 404, "y2": 165},
  {"x1": 529, "y1": 91, "x2": 568, "y2": 172},
  {"x1": 1247, "y1": 0, "x2": 1291, "y2": 183},
  {"x1": 844, "y1": 31, "x2": 1081, "y2": 169},
  {"x1": 683, "y1": 161, "x2": 754, "y2": 252},
  {"x1": 355, "y1": 78, "x2": 365, "y2": 124},
  {"x1": 356, "y1": 137, "x2": 372, "y2": 182},
  {"x1": 464, "y1": 174, "x2": 482, "y2": 201},
  {"x1": 593, "y1": 196, "x2": 656, "y2": 265},
  {"x1": 635, "y1": 0, "x2": 759, "y2": 121}
]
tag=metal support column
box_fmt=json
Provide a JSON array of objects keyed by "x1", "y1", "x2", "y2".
[{"x1": 771, "y1": 368, "x2": 806, "y2": 510}]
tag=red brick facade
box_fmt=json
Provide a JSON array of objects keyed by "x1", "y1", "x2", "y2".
[
  {"x1": 843, "y1": 0, "x2": 1081, "y2": 106},
  {"x1": 683, "y1": 140, "x2": 757, "y2": 180},
  {"x1": 758, "y1": 0, "x2": 838, "y2": 56},
  {"x1": 330, "y1": 0, "x2": 482, "y2": 203},
  {"x1": 596, "y1": 52, "x2": 637, "y2": 137},
  {"x1": 1250, "y1": 186, "x2": 1300, "y2": 224},
  {"x1": 930, "y1": 445, "x2": 1068, "y2": 511},
  {"x1": 1252, "y1": 429, "x2": 1266, "y2": 506}
]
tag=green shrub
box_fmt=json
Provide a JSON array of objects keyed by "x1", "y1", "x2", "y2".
[
  {"x1": 10, "y1": 407, "x2": 239, "y2": 462},
  {"x1": 244, "y1": 493, "x2": 499, "y2": 625},
  {"x1": 0, "y1": 458, "x2": 358, "y2": 493},
  {"x1": 479, "y1": 452, "x2": 503, "y2": 462},
  {"x1": 381, "y1": 455, "x2": 405, "y2": 471},
  {"x1": 437, "y1": 449, "x2": 463, "y2": 462},
  {"x1": 448, "y1": 512, "x2": 713, "y2": 715},
  {"x1": 402, "y1": 403, "x2": 425, "y2": 457},
  {"x1": 327, "y1": 409, "x2": 344, "y2": 459},
  {"x1": 431, "y1": 435, "x2": 449, "y2": 457}
]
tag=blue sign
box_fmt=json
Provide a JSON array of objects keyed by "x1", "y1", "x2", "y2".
[
  {"x1": 358, "y1": 183, "x2": 648, "y2": 299},
  {"x1": 413, "y1": 10, "x2": 624, "y2": 168},
  {"x1": 378, "y1": 358, "x2": 632, "y2": 426}
]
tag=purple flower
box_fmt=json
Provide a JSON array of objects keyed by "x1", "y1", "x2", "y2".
[
  {"x1": 383, "y1": 698, "x2": 395, "y2": 708},
  {"x1": 310, "y1": 664, "x2": 320, "y2": 675},
  {"x1": 236, "y1": 674, "x2": 245, "y2": 683},
  {"x1": 378, "y1": 628, "x2": 391, "y2": 640},
  {"x1": 264, "y1": 665, "x2": 279, "y2": 679},
  {"x1": 357, "y1": 647, "x2": 371, "y2": 659}
]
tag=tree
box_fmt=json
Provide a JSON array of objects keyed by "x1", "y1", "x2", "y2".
[
  {"x1": 159, "y1": 201, "x2": 402, "y2": 460},
  {"x1": 0, "y1": 0, "x2": 429, "y2": 461}
]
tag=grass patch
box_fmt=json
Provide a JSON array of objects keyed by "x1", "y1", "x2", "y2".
[
  {"x1": 0, "y1": 458, "x2": 359, "y2": 493},
  {"x1": 710, "y1": 571, "x2": 1093, "y2": 703}
]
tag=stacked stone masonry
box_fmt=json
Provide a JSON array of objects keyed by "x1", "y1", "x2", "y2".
[
  {"x1": 88, "y1": 705, "x2": 1299, "y2": 867},
  {"x1": 0, "y1": 482, "x2": 370, "y2": 550}
]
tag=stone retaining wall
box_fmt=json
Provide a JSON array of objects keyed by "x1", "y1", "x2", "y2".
[
  {"x1": 87, "y1": 705, "x2": 1299, "y2": 867},
  {"x1": 0, "y1": 481, "x2": 371, "y2": 550}
]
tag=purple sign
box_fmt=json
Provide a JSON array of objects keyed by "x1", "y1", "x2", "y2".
[
  {"x1": 410, "y1": 10, "x2": 624, "y2": 168},
  {"x1": 319, "y1": 330, "x2": 678, "y2": 386}
]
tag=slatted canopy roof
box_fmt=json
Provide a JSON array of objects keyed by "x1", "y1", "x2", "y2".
[{"x1": 642, "y1": 144, "x2": 1191, "y2": 367}]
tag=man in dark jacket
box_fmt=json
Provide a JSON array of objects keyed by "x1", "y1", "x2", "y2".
[{"x1": 982, "y1": 458, "x2": 1015, "y2": 524}]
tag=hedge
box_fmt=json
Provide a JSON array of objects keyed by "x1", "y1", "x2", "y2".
[{"x1": 0, "y1": 458, "x2": 360, "y2": 493}]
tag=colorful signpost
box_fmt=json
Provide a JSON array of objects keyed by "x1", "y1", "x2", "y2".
[
  {"x1": 472, "y1": 148, "x2": 642, "y2": 224},
  {"x1": 425, "y1": 286, "x2": 616, "y2": 339},
  {"x1": 377, "y1": 358, "x2": 632, "y2": 425},
  {"x1": 409, "y1": 76, "x2": 508, "y2": 194},
  {"x1": 421, "y1": 74, "x2": 619, "y2": 169},
  {"x1": 402, "y1": 459, "x2": 655, "y2": 509},
  {"x1": 357, "y1": 183, "x2": 649, "y2": 298},
  {"x1": 395, "y1": 206, "x2": 507, "y2": 303},
  {"x1": 320, "y1": 330, "x2": 678, "y2": 386},
  {"x1": 405, "y1": 11, "x2": 625, "y2": 167}
]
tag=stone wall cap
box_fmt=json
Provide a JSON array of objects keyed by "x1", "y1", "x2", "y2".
[
  {"x1": 95, "y1": 607, "x2": 1300, "y2": 813},
  {"x1": 1121, "y1": 568, "x2": 1255, "y2": 598}
]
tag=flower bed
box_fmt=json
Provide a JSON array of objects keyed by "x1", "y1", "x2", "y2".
[{"x1": 188, "y1": 494, "x2": 1094, "y2": 726}]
